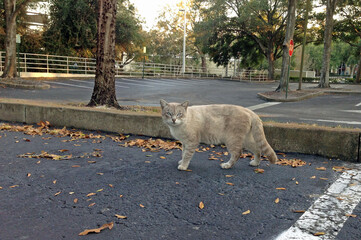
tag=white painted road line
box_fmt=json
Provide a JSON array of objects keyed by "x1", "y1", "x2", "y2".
[
  {"x1": 247, "y1": 102, "x2": 281, "y2": 111},
  {"x1": 301, "y1": 118, "x2": 361, "y2": 126},
  {"x1": 276, "y1": 167, "x2": 361, "y2": 240},
  {"x1": 356, "y1": 102, "x2": 361, "y2": 107},
  {"x1": 341, "y1": 110, "x2": 361, "y2": 113},
  {"x1": 116, "y1": 79, "x2": 157, "y2": 87},
  {"x1": 44, "y1": 81, "x2": 93, "y2": 89},
  {"x1": 69, "y1": 79, "x2": 130, "y2": 89}
]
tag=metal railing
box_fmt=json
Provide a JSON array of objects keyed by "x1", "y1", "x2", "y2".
[{"x1": 0, "y1": 51, "x2": 271, "y2": 81}]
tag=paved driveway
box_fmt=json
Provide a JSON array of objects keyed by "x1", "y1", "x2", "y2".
[
  {"x1": 1, "y1": 78, "x2": 361, "y2": 127},
  {"x1": 1, "y1": 122, "x2": 360, "y2": 239}
]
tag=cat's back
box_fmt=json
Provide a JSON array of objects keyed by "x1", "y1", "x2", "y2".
[{"x1": 188, "y1": 104, "x2": 256, "y2": 119}]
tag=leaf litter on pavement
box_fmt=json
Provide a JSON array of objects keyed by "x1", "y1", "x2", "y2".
[{"x1": 1, "y1": 121, "x2": 349, "y2": 236}]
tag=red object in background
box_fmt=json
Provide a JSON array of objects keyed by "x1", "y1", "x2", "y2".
[{"x1": 289, "y1": 39, "x2": 294, "y2": 57}]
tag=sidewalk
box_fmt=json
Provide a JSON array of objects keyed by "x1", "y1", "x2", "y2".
[{"x1": 258, "y1": 82, "x2": 361, "y2": 102}]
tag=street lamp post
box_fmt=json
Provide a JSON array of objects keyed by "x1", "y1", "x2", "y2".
[{"x1": 179, "y1": 9, "x2": 186, "y2": 75}]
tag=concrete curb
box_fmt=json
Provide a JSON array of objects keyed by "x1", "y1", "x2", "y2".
[
  {"x1": 257, "y1": 91, "x2": 325, "y2": 102},
  {"x1": 0, "y1": 99, "x2": 360, "y2": 162},
  {"x1": 0, "y1": 78, "x2": 50, "y2": 90}
]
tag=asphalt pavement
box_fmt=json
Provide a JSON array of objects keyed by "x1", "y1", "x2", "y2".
[
  {"x1": 1, "y1": 77, "x2": 361, "y2": 128},
  {"x1": 1, "y1": 121, "x2": 360, "y2": 240}
]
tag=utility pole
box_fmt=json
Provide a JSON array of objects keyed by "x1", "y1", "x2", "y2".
[{"x1": 179, "y1": 9, "x2": 186, "y2": 74}]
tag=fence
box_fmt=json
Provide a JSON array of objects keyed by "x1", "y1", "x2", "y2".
[{"x1": 0, "y1": 51, "x2": 271, "y2": 81}]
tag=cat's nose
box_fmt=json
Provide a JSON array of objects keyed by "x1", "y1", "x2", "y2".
[{"x1": 172, "y1": 118, "x2": 176, "y2": 123}]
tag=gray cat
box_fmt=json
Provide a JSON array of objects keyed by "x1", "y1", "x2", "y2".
[{"x1": 160, "y1": 99, "x2": 277, "y2": 171}]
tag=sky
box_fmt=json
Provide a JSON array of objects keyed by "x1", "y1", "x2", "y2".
[{"x1": 129, "y1": 0, "x2": 181, "y2": 30}]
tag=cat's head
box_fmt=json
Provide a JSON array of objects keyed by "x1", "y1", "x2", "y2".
[{"x1": 160, "y1": 99, "x2": 189, "y2": 126}]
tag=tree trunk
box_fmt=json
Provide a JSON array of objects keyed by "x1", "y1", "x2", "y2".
[
  {"x1": 201, "y1": 55, "x2": 207, "y2": 73},
  {"x1": 276, "y1": 0, "x2": 297, "y2": 92},
  {"x1": 356, "y1": 51, "x2": 361, "y2": 83},
  {"x1": 267, "y1": 50, "x2": 275, "y2": 80},
  {"x1": 2, "y1": 0, "x2": 18, "y2": 79},
  {"x1": 318, "y1": 0, "x2": 338, "y2": 88},
  {"x1": 88, "y1": 0, "x2": 120, "y2": 108}
]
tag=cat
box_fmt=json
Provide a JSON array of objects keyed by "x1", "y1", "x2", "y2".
[{"x1": 160, "y1": 99, "x2": 277, "y2": 171}]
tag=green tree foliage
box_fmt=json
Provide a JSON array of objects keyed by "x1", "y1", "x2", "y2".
[
  {"x1": 196, "y1": 0, "x2": 308, "y2": 80},
  {"x1": 43, "y1": 0, "x2": 97, "y2": 57},
  {"x1": 334, "y1": 0, "x2": 361, "y2": 82},
  {"x1": 115, "y1": 0, "x2": 145, "y2": 65},
  {"x1": 43, "y1": 0, "x2": 144, "y2": 62}
]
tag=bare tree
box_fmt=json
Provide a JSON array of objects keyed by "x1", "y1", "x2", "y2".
[
  {"x1": 276, "y1": 0, "x2": 297, "y2": 92},
  {"x1": 88, "y1": 0, "x2": 121, "y2": 108},
  {"x1": 2, "y1": 0, "x2": 33, "y2": 79},
  {"x1": 319, "y1": 0, "x2": 338, "y2": 88}
]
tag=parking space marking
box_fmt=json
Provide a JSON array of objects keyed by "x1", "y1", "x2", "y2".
[
  {"x1": 341, "y1": 110, "x2": 361, "y2": 113},
  {"x1": 301, "y1": 118, "x2": 361, "y2": 126},
  {"x1": 44, "y1": 81, "x2": 93, "y2": 89},
  {"x1": 116, "y1": 79, "x2": 157, "y2": 87},
  {"x1": 69, "y1": 79, "x2": 130, "y2": 89},
  {"x1": 276, "y1": 167, "x2": 361, "y2": 240},
  {"x1": 247, "y1": 102, "x2": 281, "y2": 111}
]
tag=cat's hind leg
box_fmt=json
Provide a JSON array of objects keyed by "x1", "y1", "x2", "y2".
[{"x1": 220, "y1": 144, "x2": 242, "y2": 169}]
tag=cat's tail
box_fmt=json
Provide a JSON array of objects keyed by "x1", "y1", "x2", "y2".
[{"x1": 251, "y1": 118, "x2": 278, "y2": 164}]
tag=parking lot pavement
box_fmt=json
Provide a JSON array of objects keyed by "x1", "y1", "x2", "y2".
[
  {"x1": 1, "y1": 121, "x2": 360, "y2": 240},
  {"x1": 1, "y1": 78, "x2": 361, "y2": 128}
]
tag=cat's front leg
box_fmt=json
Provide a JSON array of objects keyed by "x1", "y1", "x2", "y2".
[{"x1": 178, "y1": 144, "x2": 197, "y2": 171}]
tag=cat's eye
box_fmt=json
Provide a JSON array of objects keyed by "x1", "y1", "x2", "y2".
[
  {"x1": 166, "y1": 112, "x2": 172, "y2": 117},
  {"x1": 177, "y1": 113, "x2": 183, "y2": 117}
]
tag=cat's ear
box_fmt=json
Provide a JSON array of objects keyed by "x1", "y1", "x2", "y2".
[
  {"x1": 160, "y1": 99, "x2": 168, "y2": 109},
  {"x1": 181, "y1": 101, "x2": 189, "y2": 110}
]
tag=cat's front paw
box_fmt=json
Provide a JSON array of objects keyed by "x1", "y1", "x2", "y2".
[
  {"x1": 178, "y1": 164, "x2": 188, "y2": 171},
  {"x1": 249, "y1": 159, "x2": 260, "y2": 167},
  {"x1": 220, "y1": 162, "x2": 233, "y2": 169},
  {"x1": 178, "y1": 160, "x2": 183, "y2": 165}
]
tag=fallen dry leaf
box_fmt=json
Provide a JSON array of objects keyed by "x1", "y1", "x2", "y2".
[
  {"x1": 254, "y1": 168, "x2": 264, "y2": 174},
  {"x1": 320, "y1": 178, "x2": 328, "y2": 180},
  {"x1": 316, "y1": 167, "x2": 326, "y2": 171},
  {"x1": 310, "y1": 176, "x2": 316, "y2": 179},
  {"x1": 345, "y1": 214, "x2": 357, "y2": 218},
  {"x1": 313, "y1": 232, "x2": 325, "y2": 236},
  {"x1": 72, "y1": 165, "x2": 81, "y2": 168},
  {"x1": 115, "y1": 214, "x2": 127, "y2": 219},
  {"x1": 226, "y1": 182, "x2": 234, "y2": 186},
  {"x1": 160, "y1": 156, "x2": 166, "y2": 159},
  {"x1": 53, "y1": 180, "x2": 57, "y2": 184},
  {"x1": 9, "y1": 185, "x2": 19, "y2": 188},
  {"x1": 54, "y1": 191, "x2": 61, "y2": 196},
  {"x1": 276, "y1": 187, "x2": 286, "y2": 190},
  {"x1": 275, "y1": 198, "x2": 280, "y2": 204},
  {"x1": 139, "y1": 204, "x2": 145, "y2": 208},
  {"x1": 27, "y1": 173, "x2": 31, "y2": 177},
  {"x1": 292, "y1": 210, "x2": 306, "y2": 213},
  {"x1": 119, "y1": 195, "x2": 123, "y2": 198},
  {"x1": 78, "y1": 222, "x2": 114, "y2": 236},
  {"x1": 225, "y1": 175, "x2": 234, "y2": 178},
  {"x1": 74, "y1": 198, "x2": 78, "y2": 203},
  {"x1": 88, "y1": 203, "x2": 96, "y2": 207},
  {"x1": 242, "y1": 210, "x2": 251, "y2": 215},
  {"x1": 199, "y1": 201, "x2": 204, "y2": 209},
  {"x1": 108, "y1": 184, "x2": 114, "y2": 188},
  {"x1": 87, "y1": 193, "x2": 96, "y2": 197},
  {"x1": 276, "y1": 158, "x2": 306, "y2": 167}
]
